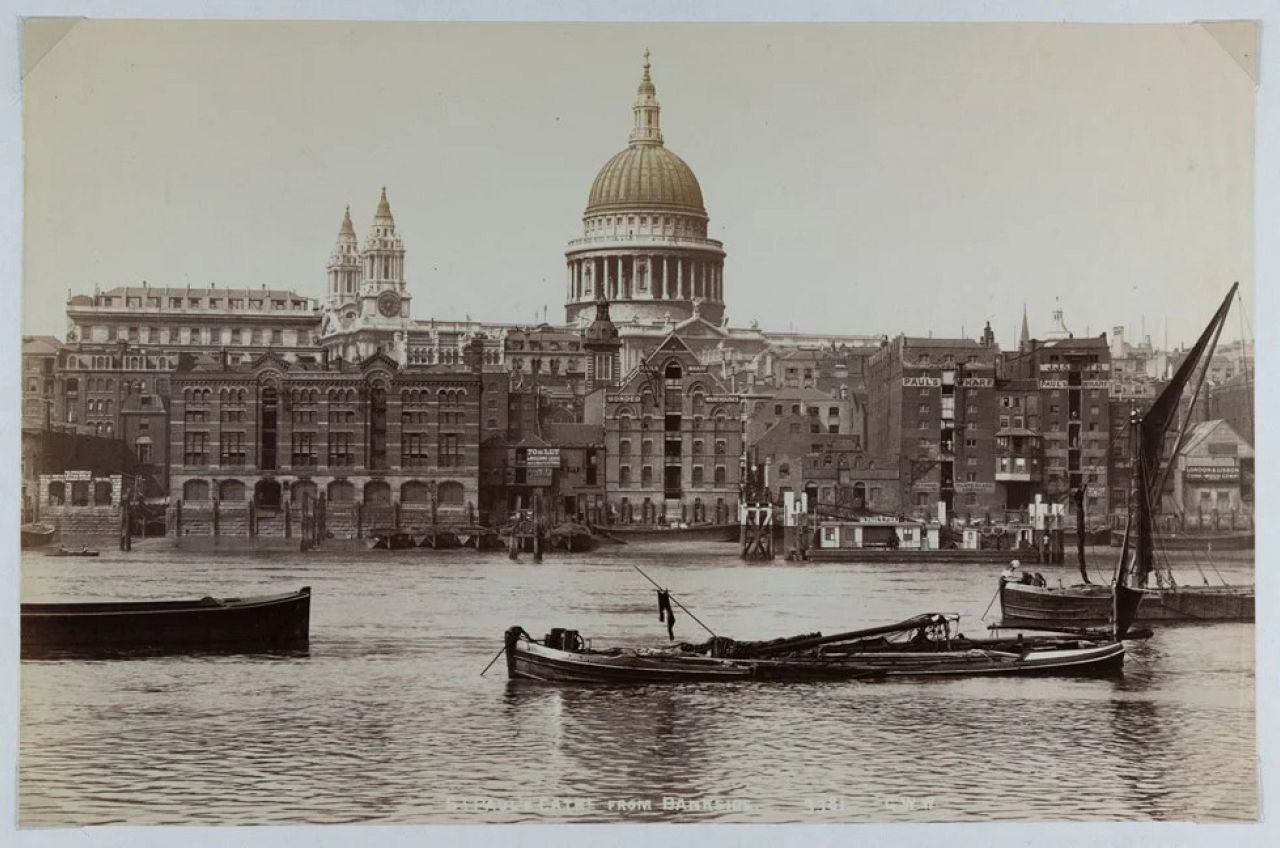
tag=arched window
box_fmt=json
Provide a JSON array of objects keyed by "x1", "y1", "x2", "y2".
[
  {"x1": 401, "y1": 480, "x2": 432, "y2": 504},
  {"x1": 254, "y1": 478, "x2": 282, "y2": 508},
  {"x1": 183, "y1": 479, "x2": 210, "y2": 501},
  {"x1": 664, "y1": 361, "x2": 682, "y2": 380},
  {"x1": 327, "y1": 480, "x2": 355, "y2": 503},
  {"x1": 219, "y1": 479, "x2": 246, "y2": 501},
  {"x1": 291, "y1": 480, "x2": 318, "y2": 504},
  {"x1": 437, "y1": 480, "x2": 464, "y2": 506},
  {"x1": 363, "y1": 480, "x2": 391, "y2": 505},
  {"x1": 778, "y1": 463, "x2": 791, "y2": 480}
]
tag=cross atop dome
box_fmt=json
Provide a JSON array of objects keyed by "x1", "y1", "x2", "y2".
[{"x1": 630, "y1": 49, "x2": 663, "y2": 146}]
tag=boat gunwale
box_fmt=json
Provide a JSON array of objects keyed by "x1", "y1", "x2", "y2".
[{"x1": 20, "y1": 588, "x2": 311, "y2": 617}]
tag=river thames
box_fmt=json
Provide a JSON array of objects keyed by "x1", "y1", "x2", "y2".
[{"x1": 19, "y1": 541, "x2": 1255, "y2": 824}]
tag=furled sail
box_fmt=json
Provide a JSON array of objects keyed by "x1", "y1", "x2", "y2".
[{"x1": 1114, "y1": 283, "x2": 1238, "y2": 638}]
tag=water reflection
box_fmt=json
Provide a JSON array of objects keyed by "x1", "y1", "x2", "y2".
[{"x1": 20, "y1": 544, "x2": 1256, "y2": 824}]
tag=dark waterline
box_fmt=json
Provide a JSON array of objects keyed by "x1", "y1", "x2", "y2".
[{"x1": 20, "y1": 543, "x2": 1256, "y2": 824}]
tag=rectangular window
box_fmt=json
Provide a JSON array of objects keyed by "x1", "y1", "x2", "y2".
[
  {"x1": 220, "y1": 432, "x2": 246, "y2": 466},
  {"x1": 401, "y1": 433, "x2": 430, "y2": 468},
  {"x1": 184, "y1": 432, "x2": 209, "y2": 466},
  {"x1": 641, "y1": 466, "x2": 653, "y2": 487},
  {"x1": 271, "y1": 329, "x2": 284, "y2": 345},
  {"x1": 185, "y1": 407, "x2": 207, "y2": 423},
  {"x1": 328, "y1": 433, "x2": 354, "y2": 467},
  {"x1": 714, "y1": 465, "x2": 726, "y2": 486},
  {"x1": 290, "y1": 433, "x2": 317, "y2": 467},
  {"x1": 438, "y1": 433, "x2": 462, "y2": 467},
  {"x1": 293, "y1": 407, "x2": 315, "y2": 425},
  {"x1": 619, "y1": 465, "x2": 632, "y2": 486}
]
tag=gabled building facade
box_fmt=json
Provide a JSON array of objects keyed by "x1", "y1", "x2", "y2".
[{"x1": 586, "y1": 333, "x2": 741, "y2": 525}]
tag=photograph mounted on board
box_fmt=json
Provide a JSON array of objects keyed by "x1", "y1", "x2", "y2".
[{"x1": 18, "y1": 18, "x2": 1258, "y2": 826}]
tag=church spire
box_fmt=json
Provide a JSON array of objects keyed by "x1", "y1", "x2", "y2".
[
  {"x1": 1020, "y1": 304, "x2": 1030, "y2": 348},
  {"x1": 327, "y1": 205, "x2": 360, "y2": 308},
  {"x1": 629, "y1": 49, "x2": 663, "y2": 146},
  {"x1": 372, "y1": 186, "x2": 394, "y2": 227}
]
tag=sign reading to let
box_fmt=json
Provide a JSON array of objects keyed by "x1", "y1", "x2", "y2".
[{"x1": 525, "y1": 448, "x2": 562, "y2": 469}]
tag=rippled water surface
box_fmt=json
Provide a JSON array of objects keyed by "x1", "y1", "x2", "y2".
[{"x1": 20, "y1": 542, "x2": 1256, "y2": 824}]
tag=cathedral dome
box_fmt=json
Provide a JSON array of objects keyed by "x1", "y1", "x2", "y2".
[{"x1": 586, "y1": 144, "x2": 705, "y2": 216}]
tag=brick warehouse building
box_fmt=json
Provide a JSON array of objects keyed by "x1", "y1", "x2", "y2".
[
  {"x1": 1002, "y1": 334, "x2": 1113, "y2": 516},
  {"x1": 585, "y1": 333, "x2": 742, "y2": 525},
  {"x1": 168, "y1": 349, "x2": 484, "y2": 539},
  {"x1": 865, "y1": 329, "x2": 1002, "y2": 521}
]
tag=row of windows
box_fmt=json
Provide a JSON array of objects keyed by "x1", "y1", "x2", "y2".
[
  {"x1": 178, "y1": 478, "x2": 467, "y2": 505},
  {"x1": 616, "y1": 465, "x2": 729, "y2": 487},
  {"x1": 585, "y1": 214, "x2": 705, "y2": 237},
  {"x1": 88, "y1": 325, "x2": 306, "y2": 346},
  {"x1": 182, "y1": 432, "x2": 468, "y2": 468},
  {"x1": 617, "y1": 439, "x2": 728, "y2": 456}
]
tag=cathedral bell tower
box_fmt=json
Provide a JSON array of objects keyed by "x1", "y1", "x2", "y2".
[
  {"x1": 326, "y1": 206, "x2": 361, "y2": 310},
  {"x1": 358, "y1": 187, "x2": 412, "y2": 325}
]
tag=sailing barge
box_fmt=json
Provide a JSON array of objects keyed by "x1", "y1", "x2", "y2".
[
  {"x1": 21, "y1": 586, "x2": 311, "y2": 657},
  {"x1": 998, "y1": 284, "x2": 1254, "y2": 631},
  {"x1": 504, "y1": 613, "x2": 1124, "y2": 683}
]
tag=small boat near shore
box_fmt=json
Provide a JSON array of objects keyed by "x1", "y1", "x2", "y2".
[
  {"x1": 45, "y1": 546, "x2": 100, "y2": 558},
  {"x1": 21, "y1": 586, "x2": 311, "y2": 657},
  {"x1": 1000, "y1": 579, "x2": 1253, "y2": 625},
  {"x1": 503, "y1": 613, "x2": 1124, "y2": 683},
  {"x1": 21, "y1": 522, "x2": 56, "y2": 549},
  {"x1": 995, "y1": 284, "x2": 1253, "y2": 632}
]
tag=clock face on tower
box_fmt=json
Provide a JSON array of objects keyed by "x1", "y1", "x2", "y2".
[{"x1": 377, "y1": 290, "x2": 401, "y2": 318}]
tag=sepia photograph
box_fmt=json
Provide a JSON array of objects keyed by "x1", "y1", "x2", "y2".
[{"x1": 5, "y1": 4, "x2": 1277, "y2": 845}]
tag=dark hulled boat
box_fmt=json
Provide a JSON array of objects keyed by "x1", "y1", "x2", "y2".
[
  {"x1": 503, "y1": 613, "x2": 1123, "y2": 683},
  {"x1": 21, "y1": 586, "x2": 311, "y2": 658},
  {"x1": 1000, "y1": 580, "x2": 1253, "y2": 626},
  {"x1": 999, "y1": 284, "x2": 1254, "y2": 632}
]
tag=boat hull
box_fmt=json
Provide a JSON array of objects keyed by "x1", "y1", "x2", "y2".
[
  {"x1": 508, "y1": 639, "x2": 756, "y2": 683},
  {"x1": 504, "y1": 628, "x2": 1123, "y2": 682},
  {"x1": 21, "y1": 587, "x2": 311, "y2": 657},
  {"x1": 822, "y1": 641, "x2": 1125, "y2": 677},
  {"x1": 1000, "y1": 580, "x2": 1254, "y2": 626},
  {"x1": 21, "y1": 524, "x2": 56, "y2": 549}
]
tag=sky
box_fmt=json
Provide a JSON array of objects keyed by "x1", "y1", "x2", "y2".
[{"x1": 22, "y1": 20, "x2": 1256, "y2": 349}]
